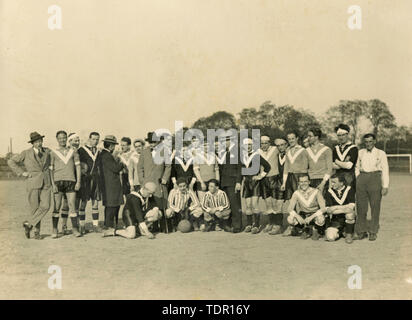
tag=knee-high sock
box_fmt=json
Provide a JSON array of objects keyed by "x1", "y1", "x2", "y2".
[
  {"x1": 314, "y1": 223, "x2": 324, "y2": 234},
  {"x1": 268, "y1": 213, "x2": 275, "y2": 225},
  {"x1": 79, "y1": 210, "x2": 86, "y2": 227},
  {"x1": 52, "y1": 217, "x2": 59, "y2": 230},
  {"x1": 274, "y1": 213, "x2": 283, "y2": 226},
  {"x1": 246, "y1": 215, "x2": 253, "y2": 226},
  {"x1": 345, "y1": 223, "x2": 355, "y2": 234},
  {"x1": 71, "y1": 217, "x2": 79, "y2": 230},
  {"x1": 92, "y1": 209, "x2": 99, "y2": 226},
  {"x1": 253, "y1": 213, "x2": 260, "y2": 227},
  {"x1": 61, "y1": 213, "x2": 68, "y2": 227}
]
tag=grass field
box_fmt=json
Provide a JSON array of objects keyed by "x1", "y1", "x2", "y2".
[{"x1": 0, "y1": 174, "x2": 411, "y2": 300}]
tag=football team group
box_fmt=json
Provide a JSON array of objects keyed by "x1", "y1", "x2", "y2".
[{"x1": 8, "y1": 123, "x2": 389, "y2": 243}]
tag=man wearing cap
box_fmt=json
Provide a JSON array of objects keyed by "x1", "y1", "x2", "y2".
[
  {"x1": 332, "y1": 124, "x2": 358, "y2": 190},
  {"x1": 97, "y1": 135, "x2": 126, "y2": 236},
  {"x1": 50, "y1": 130, "x2": 82, "y2": 238},
  {"x1": 137, "y1": 131, "x2": 172, "y2": 232},
  {"x1": 258, "y1": 136, "x2": 281, "y2": 234},
  {"x1": 8, "y1": 132, "x2": 52, "y2": 239},
  {"x1": 354, "y1": 133, "x2": 389, "y2": 241},
  {"x1": 216, "y1": 133, "x2": 242, "y2": 233},
  {"x1": 241, "y1": 137, "x2": 271, "y2": 234},
  {"x1": 104, "y1": 182, "x2": 161, "y2": 239}
]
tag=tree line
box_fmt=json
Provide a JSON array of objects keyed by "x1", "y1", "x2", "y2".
[{"x1": 191, "y1": 99, "x2": 412, "y2": 154}]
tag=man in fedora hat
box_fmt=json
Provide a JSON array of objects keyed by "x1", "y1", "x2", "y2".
[
  {"x1": 8, "y1": 132, "x2": 52, "y2": 239},
  {"x1": 97, "y1": 135, "x2": 126, "y2": 236},
  {"x1": 137, "y1": 131, "x2": 171, "y2": 232}
]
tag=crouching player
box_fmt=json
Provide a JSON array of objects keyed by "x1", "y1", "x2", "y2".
[
  {"x1": 165, "y1": 177, "x2": 203, "y2": 232},
  {"x1": 201, "y1": 179, "x2": 232, "y2": 232},
  {"x1": 324, "y1": 174, "x2": 356, "y2": 244},
  {"x1": 104, "y1": 182, "x2": 160, "y2": 239},
  {"x1": 283, "y1": 174, "x2": 326, "y2": 240}
]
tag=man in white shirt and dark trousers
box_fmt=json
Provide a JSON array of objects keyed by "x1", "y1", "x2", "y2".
[{"x1": 354, "y1": 133, "x2": 389, "y2": 241}]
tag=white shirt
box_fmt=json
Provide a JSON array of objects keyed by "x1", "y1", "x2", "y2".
[{"x1": 355, "y1": 147, "x2": 389, "y2": 188}]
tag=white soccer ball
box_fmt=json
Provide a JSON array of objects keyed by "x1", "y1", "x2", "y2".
[{"x1": 325, "y1": 227, "x2": 339, "y2": 241}]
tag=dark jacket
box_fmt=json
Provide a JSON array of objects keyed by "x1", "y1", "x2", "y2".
[
  {"x1": 218, "y1": 148, "x2": 242, "y2": 187},
  {"x1": 98, "y1": 149, "x2": 124, "y2": 207}
]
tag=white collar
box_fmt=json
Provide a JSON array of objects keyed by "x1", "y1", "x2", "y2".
[{"x1": 328, "y1": 186, "x2": 351, "y2": 205}]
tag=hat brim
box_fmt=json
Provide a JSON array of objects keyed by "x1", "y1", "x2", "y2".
[
  {"x1": 28, "y1": 135, "x2": 45, "y2": 143},
  {"x1": 103, "y1": 139, "x2": 118, "y2": 144}
]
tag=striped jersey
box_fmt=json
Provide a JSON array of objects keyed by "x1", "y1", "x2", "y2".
[
  {"x1": 201, "y1": 189, "x2": 230, "y2": 211},
  {"x1": 168, "y1": 188, "x2": 200, "y2": 212}
]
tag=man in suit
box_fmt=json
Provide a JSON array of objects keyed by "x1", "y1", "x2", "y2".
[
  {"x1": 137, "y1": 132, "x2": 172, "y2": 232},
  {"x1": 97, "y1": 135, "x2": 126, "y2": 236},
  {"x1": 8, "y1": 132, "x2": 52, "y2": 239},
  {"x1": 216, "y1": 133, "x2": 242, "y2": 233}
]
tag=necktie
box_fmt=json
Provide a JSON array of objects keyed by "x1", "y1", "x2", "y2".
[{"x1": 38, "y1": 149, "x2": 43, "y2": 159}]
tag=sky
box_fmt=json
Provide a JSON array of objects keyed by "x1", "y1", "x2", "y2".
[{"x1": 1, "y1": 0, "x2": 411, "y2": 154}]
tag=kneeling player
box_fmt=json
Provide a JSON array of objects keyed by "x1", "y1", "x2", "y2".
[
  {"x1": 201, "y1": 179, "x2": 232, "y2": 232},
  {"x1": 165, "y1": 177, "x2": 203, "y2": 232},
  {"x1": 324, "y1": 174, "x2": 356, "y2": 244},
  {"x1": 283, "y1": 174, "x2": 326, "y2": 240},
  {"x1": 104, "y1": 182, "x2": 160, "y2": 239}
]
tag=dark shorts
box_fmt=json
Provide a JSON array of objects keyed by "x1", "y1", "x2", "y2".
[
  {"x1": 310, "y1": 178, "x2": 329, "y2": 196},
  {"x1": 326, "y1": 214, "x2": 346, "y2": 237},
  {"x1": 261, "y1": 175, "x2": 278, "y2": 199},
  {"x1": 327, "y1": 214, "x2": 345, "y2": 230},
  {"x1": 56, "y1": 180, "x2": 76, "y2": 194},
  {"x1": 242, "y1": 177, "x2": 261, "y2": 198},
  {"x1": 284, "y1": 173, "x2": 306, "y2": 200},
  {"x1": 79, "y1": 175, "x2": 101, "y2": 201}
]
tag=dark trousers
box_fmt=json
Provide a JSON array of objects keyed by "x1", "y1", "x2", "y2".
[
  {"x1": 355, "y1": 172, "x2": 382, "y2": 234},
  {"x1": 154, "y1": 191, "x2": 168, "y2": 233},
  {"x1": 222, "y1": 186, "x2": 242, "y2": 230},
  {"x1": 104, "y1": 206, "x2": 120, "y2": 228}
]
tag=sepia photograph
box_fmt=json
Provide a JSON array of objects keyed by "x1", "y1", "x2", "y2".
[{"x1": 0, "y1": 0, "x2": 411, "y2": 303}]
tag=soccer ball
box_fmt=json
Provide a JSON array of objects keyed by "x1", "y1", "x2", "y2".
[
  {"x1": 177, "y1": 219, "x2": 192, "y2": 233},
  {"x1": 325, "y1": 227, "x2": 340, "y2": 241}
]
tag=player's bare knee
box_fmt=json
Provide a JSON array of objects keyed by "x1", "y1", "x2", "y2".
[
  {"x1": 287, "y1": 214, "x2": 297, "y2": 226},
  {"x1": 315, "y1": 215, "x2": 325, "y2": 226}
]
